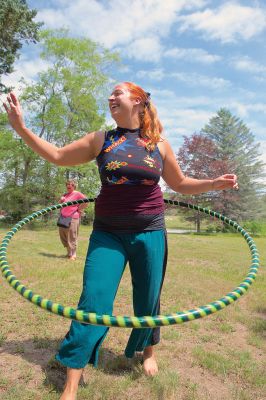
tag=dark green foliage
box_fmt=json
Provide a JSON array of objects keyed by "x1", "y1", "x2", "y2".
[{"x1": 0, "y1": 0, "x2": 43, "y2": 91}]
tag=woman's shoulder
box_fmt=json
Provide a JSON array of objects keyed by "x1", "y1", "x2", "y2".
[
  {"x1": 82, "y1": 130, "x2": 105, "y2": 157},
  {"x1": 157, "y1": 136, "x2": 171, "y2": 161},
  {"x1": 85, "y1": 130, "x2": 105, "y2": 141}
]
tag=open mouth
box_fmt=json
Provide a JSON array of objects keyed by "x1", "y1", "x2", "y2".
[{"x1": 110, "y1": 103, "x2": 119, "y2": 110}]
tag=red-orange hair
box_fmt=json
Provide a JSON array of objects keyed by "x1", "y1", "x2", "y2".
[{"x1": 123, "y1": 82, "x2": 163, "y2": 151}]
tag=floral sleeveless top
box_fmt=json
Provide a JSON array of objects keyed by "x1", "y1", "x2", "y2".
[
  {"x1": 97, "y1": 126, "x2": 163, "y2": 185},
  {"x1": 94, "y1": 126, "x2": 165, "y2": 232}
]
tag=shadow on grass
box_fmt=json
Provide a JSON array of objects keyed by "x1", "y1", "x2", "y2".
[
  {"x1": 256, "y1": 306, "x2": 266, "y2": 316},
  {"x1": 39, "y1": 252, "x2": 67, "y2": 259},
  {"x1": 98, "y1": 348, "x2": 143, "y2": 379},
  {"x1": 0, "y1": 337, "x2": 141, "y2": 392}
]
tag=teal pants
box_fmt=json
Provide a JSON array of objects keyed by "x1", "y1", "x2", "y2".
[{"x1": 56, "y1": 229, "x2": 166, "y2": 369}]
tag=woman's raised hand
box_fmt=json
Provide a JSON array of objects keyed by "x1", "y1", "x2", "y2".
[
  {"x1": 212, "y1": 174, "x2": 239, "y2": 191},
  {"x1": 3, "y1": 92, "x2": 25, "y2": 131}
]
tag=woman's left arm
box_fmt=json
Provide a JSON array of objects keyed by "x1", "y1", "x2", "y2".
[
  {"x1": 77, "y1": 193, "x2": 88, "y2": 213},
  {"x1": 159, "y1": 139, "x2": 238, "y2": 194}
]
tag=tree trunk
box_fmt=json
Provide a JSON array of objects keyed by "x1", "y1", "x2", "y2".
[{"x1": 196, "y1": 210, "x2": 201, "y2": 233}]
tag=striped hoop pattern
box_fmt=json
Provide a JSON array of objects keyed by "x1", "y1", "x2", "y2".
[{"x1": 0, "y1": 199, "x2": 260, "y2": 328}]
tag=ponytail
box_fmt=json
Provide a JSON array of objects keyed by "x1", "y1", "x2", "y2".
[
  {"x1": 123, "y1": 82, "x2": 163, "y2": 151},
  {"x1": 139, "y1": 100, "x2": 163, "y2": 151}
]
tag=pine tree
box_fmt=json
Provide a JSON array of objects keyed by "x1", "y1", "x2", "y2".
[{"x1": 201, "y1": 108, "x2": 265, "y2": 221}]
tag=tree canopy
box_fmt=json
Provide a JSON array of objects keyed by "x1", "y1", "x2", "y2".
[
  {"x1": 176, "y1": 133, "x2": 238, "y2": 231},
  {"x1": 0, "y1": 29, "x2": 120, "y2": 221},
  {"x1": 0, "y1": 0, "x2": 42, "y2": 92},
  {"x1": 202, "y1": 108, "x2": 265, "y2": 220},
  {"x1": 169, "y1": 109, "x2": 265, "y2": 231}
]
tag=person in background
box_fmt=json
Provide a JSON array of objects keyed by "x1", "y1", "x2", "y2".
[
  {"x1": 58, "y1": 180, "x2": 87, "y2": 260},
  {"x1": 3, "y1": 82, "x2": 238, "y2": 400}
]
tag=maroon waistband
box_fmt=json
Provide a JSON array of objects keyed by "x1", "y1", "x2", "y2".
[{"x1": 95, "y1": 184, "x2": 164, "y2": 216}]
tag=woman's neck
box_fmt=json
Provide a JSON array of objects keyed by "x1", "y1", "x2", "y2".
[
  {"x1": 117, "y1": 123, "x2": 140, "y2": 129},
  {"x1": 113, "y1": 114, "x2": 140, "y2": 130},
  {"x1": 117, "y1": 126, "x2": 140, "y2": 133}
]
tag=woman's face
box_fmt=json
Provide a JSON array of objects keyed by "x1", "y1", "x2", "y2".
[
  {"x1": 108, "y1": 84, "x2": 140, "y2": 120},
  {"x1": 66, "y1": 182, "x2": 75, "y2": 193}
]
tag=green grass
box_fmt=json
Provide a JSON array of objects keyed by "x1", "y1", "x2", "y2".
[
  {"x1": 164, "y1": 213, "x2": 266, "y2": 236},
  {"x1": 0, "y1": 333, "x2": 7, "y2": 346},
  {"x1": 164, "y1": 214, "x2": 194, "y2": 229},
  {"x1": 0, "y1": 225, "x2": 265, "y2": 400},
  {"x1": 193, "y1": 347, "x2": 266, "y2": 387}
]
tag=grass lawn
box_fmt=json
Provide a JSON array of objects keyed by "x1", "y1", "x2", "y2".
[{"x1": 0, "y1": 224, "x2": 265, "y2": 400}]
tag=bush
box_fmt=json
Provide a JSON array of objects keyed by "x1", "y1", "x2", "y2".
[
  {"x1": 81, "y1": 207, "x2": 94, "y2": 225},
  {"x1": 243, "y1": 221, "x2": 262, "y2": 236},
  {"x1": 205, "y1": 224, "x2": 217, "y2": 233}
]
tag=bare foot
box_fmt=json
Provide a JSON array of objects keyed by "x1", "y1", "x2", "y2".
[
  {"x1": 60, "y1": 389, "x2": 77, "y2": 400},
  {"x1": 143, "y1": 347, "x2": 158, "y2": 376},
  {"x1": 68, "y1": 256, "x2": 76, "y2": 261},
  {"x1": 60, "y1": 367, "x2": 83, "y2": 400}
]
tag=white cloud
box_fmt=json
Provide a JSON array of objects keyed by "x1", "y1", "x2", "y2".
[
  {"x1": 122, "y1": 37, "x2": 163, "y2": 62},
  {"x1": 161, "y1": 107, "x2": 214, "y2": 150},
  {"x1": 258, "y1": 141, "x2": 266, "y2": 164},
  {"x1": 141, "y1": 87, "x2": 266, "y2": 155},
  {"x1": 152, "y1": 90, "x2": 213, "y2": 108},
  {"x1": 117, "y1": 65, "x2": 132, "y2": 73},
  {"x1": 164, "y1": 47, "x2": 221, "y2": 64},
  {"x1": 177, "y1": 2, "x2": 266, "y2": 43},
  {"x1": 143, "y1": 89, "x2": 214, "y2": 150},
  {"x1": 1, "y1": 56, "x2": 51, "y2": 90},
  {"x1": 136, "y1": 68, "x2": 231, "y2": 89},
  {"x1": 171, "y1": 72, "x2": 231, "y2": 89},
  {"x1": 137, "y1": 68, "x2": 165, "y2": 80},
  {"x1": 248, "y1": 103, "x2": 266, "y2": 114},
  {"x1": 246, "y1": 121, "x2": 266, "y2": 141},
  {"x1": 38, "y1": 0, "x2": 177, "y2": 46},
  {"x1": 231, "y1": 56, "x2": 266, "y2": 74},
  {"x1": 228, "y1": 101, "x2": 249, "y2": 118},
  {"x1": 228, "y1": 100, "x2": 266, "y2": 119},
  {"x1": 36, "y1": 8, "x2": 67, "y2": 28},
  {"x1": 0, "y1": 56, "x2": 52, "y2": 116},
  {"x1": 36, "y1": 0, "x2": 207, "y2": 60}
]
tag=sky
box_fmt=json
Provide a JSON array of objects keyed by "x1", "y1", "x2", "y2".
[{"x1": 2, "y1": 0, "x2": 266, "y2": 168}]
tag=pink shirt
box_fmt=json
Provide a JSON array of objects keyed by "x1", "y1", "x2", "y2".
[{"x1": 60, "y1": 191, "x2": 86, "y2": 218}]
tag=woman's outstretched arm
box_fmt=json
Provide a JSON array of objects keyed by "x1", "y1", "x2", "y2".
[
  {"x1": 159, "y1": 139, "x2": 238, "y2": 194},
  {"x1": 3, "y1": 92, "x2": 104, "y2": 166}
]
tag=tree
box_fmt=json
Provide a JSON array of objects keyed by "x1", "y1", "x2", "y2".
[
  {"x1": 174, "y1": 133, "x2": 237, "y2": 232},
  {"x1": 0, "y1": 0, "x2": 42, "y2": 92},
  {"x1": 177, "y1": 134, "x2": 232, "y2": 179},
  {"x1": 0, "y1": 112, "x2": 42, "y2": 219},
  {"x1": 201, "y1": 108, "x2": 265, "y2": 221},
  {"x1": 0, "y1": 29, "x2": 120, "y2": 220}
]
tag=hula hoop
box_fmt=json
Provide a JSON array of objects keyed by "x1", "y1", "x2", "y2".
[{"x1": 0, "y1": 199, "x2": 260, "y2": 328}]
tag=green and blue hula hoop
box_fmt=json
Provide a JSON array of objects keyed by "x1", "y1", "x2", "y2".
[{"x1": 0, "y1": 199, "x2": 260, "y2": 328}]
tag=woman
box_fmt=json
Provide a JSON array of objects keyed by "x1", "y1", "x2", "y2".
[
  {"x1": 3, "y1": 82, "x2": 238, "y2": 400},
  {"x1": 58, "y1": 180, "x2": 87, "y2": 260}
]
